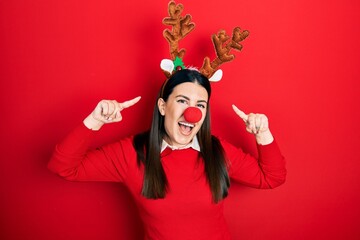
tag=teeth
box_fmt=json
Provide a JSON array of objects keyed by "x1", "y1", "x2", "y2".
[{"x1": 179, "y1": 122, "x2": 194, "y2": 128}]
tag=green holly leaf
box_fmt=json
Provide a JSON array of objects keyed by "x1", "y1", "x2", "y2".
[{"x1": 173, "y1": 57, "x2": 185, "y2": 69}]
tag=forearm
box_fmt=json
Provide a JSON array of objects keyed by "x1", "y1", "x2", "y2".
[
  {"x1": 256, "y1": 139, "x2": 286, "y2": 188},
  {"x1": 47, "y1": 123, "x2": 95, "y2": 179}
]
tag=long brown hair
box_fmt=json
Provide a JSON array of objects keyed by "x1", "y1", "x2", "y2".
[{"x1": 133, "y1": 69, "x2": 230, "y2": 203}]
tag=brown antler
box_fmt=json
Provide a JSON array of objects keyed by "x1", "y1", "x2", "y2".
[
  {"x1": 162, "y1": 0, "x2": 195, "y2": 60},
  {"x1": 200, "y1": 27, "x2": 249, "y2": 78}
]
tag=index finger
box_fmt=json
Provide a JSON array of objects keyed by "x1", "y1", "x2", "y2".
[
  {"x1": 232, "y1": 104, "x2": 248, "y2": 123},
  {"x1": 119, "y1": 96, "x2": 141, "y2": 110}
]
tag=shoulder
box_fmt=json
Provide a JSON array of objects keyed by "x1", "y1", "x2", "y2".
[
  {"x1": 110, "y1": 132, "x2": 149, "y2": 150},
  {"x1": 133, "y1": 131, "x2": 150, "y2": 153},
  {"x1": 211, "y1": 135, "x2": 236, "y2": 151},
  {"x1": 210, "y1": 135, "x2": 248, "y2": 164},
  {"x1": 99, "y1": 135, "x2": 136, "y2": 157}
]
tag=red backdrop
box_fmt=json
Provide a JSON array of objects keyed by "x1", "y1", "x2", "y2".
[{"x1": 1, "y1": 0, "x2": 360, "y2": 239}]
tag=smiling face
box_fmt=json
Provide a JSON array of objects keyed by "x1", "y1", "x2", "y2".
[{"x1": 158, "y1": 82, "x2": 209, "y2": 148}]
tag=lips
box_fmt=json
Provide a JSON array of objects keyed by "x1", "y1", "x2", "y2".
[{"x1": 178, "y1": 121, "x2": 195, "y2": 136}]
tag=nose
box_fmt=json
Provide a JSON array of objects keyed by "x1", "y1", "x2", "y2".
[{"x1": 183, "y1": 107, "x2": 202, "y2": 123}]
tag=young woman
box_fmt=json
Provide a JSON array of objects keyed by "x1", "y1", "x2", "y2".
[{"x1": 48, "y1": 69, "x2": 286, "y2": 240}]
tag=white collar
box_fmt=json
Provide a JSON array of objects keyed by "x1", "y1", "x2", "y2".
[{"x1": 160, "y1": 135, "x2": 201, "y2": 153}]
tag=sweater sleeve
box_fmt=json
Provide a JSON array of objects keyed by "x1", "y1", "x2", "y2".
[
  {"x1": 47, "y1": 123, "x2": 135, "y2": 182},
  {"x1": 220, "y1": 138, "x2": 286, "y2": 189}
]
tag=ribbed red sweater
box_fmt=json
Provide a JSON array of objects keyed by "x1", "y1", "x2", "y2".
[{"x1": 48, "y1": 124, "x2": 286, "y2": 240}]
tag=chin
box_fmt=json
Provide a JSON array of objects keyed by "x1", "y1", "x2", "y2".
[{"x1": 173, "y1": 133, "x2": 194, "y2": 145}]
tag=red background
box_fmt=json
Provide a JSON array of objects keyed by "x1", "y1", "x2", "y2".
[{"x1": 1, "y1": 0, "x2": 360, "y2": 239}]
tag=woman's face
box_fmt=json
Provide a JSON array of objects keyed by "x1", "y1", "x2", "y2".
[{"x1": 158, "y1": 82, "x2": 209, "y2": 148}]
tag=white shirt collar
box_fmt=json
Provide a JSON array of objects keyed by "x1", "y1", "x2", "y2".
[{"x1": 160, "y1": 135, "x2": 201, "y2": 153}]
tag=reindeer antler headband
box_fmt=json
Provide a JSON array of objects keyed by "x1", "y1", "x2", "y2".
[{"x1": 160, "y1": 0, "x2": 249, "y2": 82}]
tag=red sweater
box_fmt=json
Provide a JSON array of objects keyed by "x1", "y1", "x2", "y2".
[{"x1": 48, "y1": 124, "x2": 286, "y2": 240}]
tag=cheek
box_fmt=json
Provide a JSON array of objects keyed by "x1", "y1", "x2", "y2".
[{"x1": 165, "y1": 107, "x2": 181, "y2": 126}]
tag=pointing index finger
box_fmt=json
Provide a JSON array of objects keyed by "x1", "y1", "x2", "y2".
[
  {"x1": 119, "y1": 96, "x2": 141, "y2": 110},
  {"x1": 232, "y1": 104, "x2": 248, "y2": 123}
]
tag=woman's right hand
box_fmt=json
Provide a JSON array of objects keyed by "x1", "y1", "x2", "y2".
[{"x1": 83, "y1": 96, "x2": 141, "y2": 130}]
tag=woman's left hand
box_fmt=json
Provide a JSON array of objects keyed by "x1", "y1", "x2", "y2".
[{"x1": 232, "y1": 104, "x2": 274, "y2": 145}]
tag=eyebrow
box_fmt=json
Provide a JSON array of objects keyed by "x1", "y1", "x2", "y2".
[{"x1": 175, "y1": 95, "x2": 208, "y2": 103}]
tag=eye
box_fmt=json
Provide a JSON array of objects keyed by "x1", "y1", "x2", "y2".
[
  {"x1": 177, "y1": 99, "x2": 188, "y2": 104},
  {"x1": 197, "y1": 103, "x2": 206, "y2": 109}
]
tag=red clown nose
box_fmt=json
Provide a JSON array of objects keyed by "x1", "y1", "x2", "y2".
[{"x1": 183, "y1": 107, "x2": 202, "y2": 123}]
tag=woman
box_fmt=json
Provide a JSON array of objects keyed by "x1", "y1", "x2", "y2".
[{"x1": 48, "y1": 69, "x2": 286, "y2": 240}]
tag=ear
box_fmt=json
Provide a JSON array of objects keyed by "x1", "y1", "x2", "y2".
[
  {"x1": 157, "y1": 98, "x2": 166, "y2": 116},
  {"x1": 160, "y1": 59, "x2": 174, "y2": 74},
  {"x1": 209, "y1": 69, "x2": 223, "y2": 82}
]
